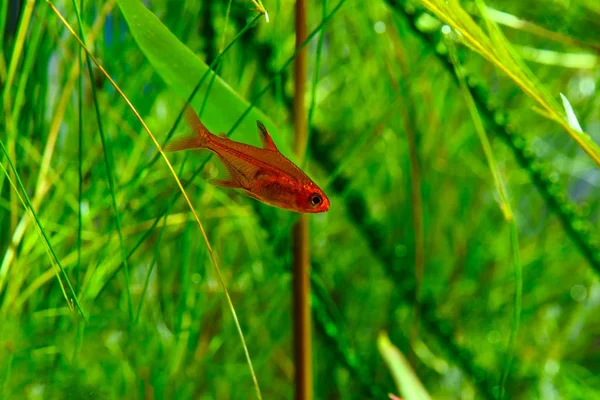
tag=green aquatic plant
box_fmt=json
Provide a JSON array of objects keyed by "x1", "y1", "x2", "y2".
[{"x1": 1, "y1": 0, "x2": 599, "y2": 399}]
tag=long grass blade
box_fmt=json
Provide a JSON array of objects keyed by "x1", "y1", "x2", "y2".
[
  {"x1": 446, "y1": 30, "x2": 522, "y2": 399},
  {"x1": 69, "y1": 0, "x2": 133, "y2": 319},
  {"x1": 2, "y1": 0, "x2": 35, "y2": 254},
  {"x1": 378, "y1": 331, "x2": 431, "y2": 400},
  {"x1": 0, "y1": 0, "x2": 8, "y2": 81},
  {"x1": 134, "y1": 212, "x2": 168, "y2": 324},
  {"x1": 0, "y1": 140, "x2": 86, "y2": 319},
  {"x1": 304, "y1": 0, "x2": 327, "y2": 169},
  {"x1": 46, "y1": 3, "x2": 262, "y2": 398},
  {"x1": 500, "y1": 222, "x2": 522, "y2": 399},
  {"x1": 76, "y1": 0, "x2": 84, "y2": 290}
]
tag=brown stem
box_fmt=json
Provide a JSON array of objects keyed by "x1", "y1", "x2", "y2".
[
  {"x1": 293, "y1": 0, "x2": 311, "y2": 399},
  {"x1": 386, "y1": 29, "x2": 425, "y2": 363}
]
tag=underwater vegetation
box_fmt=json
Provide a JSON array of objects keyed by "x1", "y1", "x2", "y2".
[{"x1": 0, "y1": 0, "x2": 599, "y2": 399}]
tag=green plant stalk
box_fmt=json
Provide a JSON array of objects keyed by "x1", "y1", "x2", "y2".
[
  {"x1": 0, "y1": 163, "x2": 73, "y2": 313},
  {"x1": 170, "y1": 219, "x2": 193, "y2": 377},
  {"x1": 446, "y1": 34, "x2": 512, "y2": 220},
  {"x1": 447, "y1": 32, "x2": 522, "y2": 399},
  {"x1": 386, "y1": 26, "x2": 427, "y2": 354},
  {"x1": 1, "y1": 0, "x2": 35, "y2": 102},
  {"x1": 0, "y1": 140, "x2": 86, "y2": 319},
  {"x1": 71, "y1": 318, "x2": 85, "y2": 362},
  {"x1": 77, "y1": 0, "x2": 84, "y2": 290},
  {"x1": 134, "y1": 128, "x2": 190, "y2": 323},
  {"x1": 0, "y1": 3, "x2": 46, "y2": 206},
  {"x1": 11, "y1": 5, "x2": 47, "y2": 124},
  {"x1": 401, "y1": 81, "x2": 425, "y2": 359},
  {"x1": 323, "y1": 125, "x2": 372, "y2": 189},
  {"x1": 500, "y1": 222, "x2": 522, "y2": 400},
  {"x1": 0, "y1": 346, "x2": 13, "y2": 396},
  {"x1": 0, "y1": 0, "x2": 7, "y2": 81},
  {"x1": 71, "y1": 0, "x2": 134, "y2": 319},
  {"x1": 304, "y1": 0, "x2": 327, "y2": 169},
  {"x1": 0, "y1": 161, "x2": 75, "y2": 312},
  {"x1": 135, "y1": 212, "x2": 169, "y2": 324},
  {"x1": 0, "y1": 4, "x2": 49, "y2": 310},
  {"x1": 2, "y1": 0, "x2": 35, "y2": 244}
]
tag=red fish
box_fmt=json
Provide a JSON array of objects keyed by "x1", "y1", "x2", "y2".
[{"x1": 164, "y1": 106, "x2": 330, "y2": 214}]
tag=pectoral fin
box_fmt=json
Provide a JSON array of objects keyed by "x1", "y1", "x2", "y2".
[
  {"x1": 209, "y1": 178, "x2": 242, "y2": 189},
  {"x1": 242, "y1": 189, "x2": 263, "y2": 202},
  {"x1": 210, "y1": 153, "x2": 254, "y2": 189}
]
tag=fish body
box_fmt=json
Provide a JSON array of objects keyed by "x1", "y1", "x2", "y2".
[{"x1": 164, "y1": 106, "x2": 330, "y2": 214}]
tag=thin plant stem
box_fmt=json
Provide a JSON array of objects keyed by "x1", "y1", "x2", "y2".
[
  {"x1": 70, "y1": 0, "x2": 133, "y2": 319},
  {"x1": 293, "y1": 0, "x2": 311, "y2": 400},
  {"x1": 134, "y1": 213, "x2": 168, "y2": 324},
  {"x1": 0, "y1": 140, "x2": 86, "y2": 319},
  {"x1": 0, "y1": 0, "x2": 8, "y2": 81},
  {"x1": 77, "y1": 0, "x2": 84, "y2": 290},
  {"x1": 446, "y1": 31, "x2": 522, "y2": 399},
  {"x1": 304, "y1": 0, "x2": 327, "y2": 169},
  {"x1": 2, "y1": 0, "x2": 35, "y2": 248},
  {"x1": 500, "y1": 222, "x2": 522, "y2": 399},
  {"x1": 387, "y1": 31, "x2": 425, "y2": 358}
]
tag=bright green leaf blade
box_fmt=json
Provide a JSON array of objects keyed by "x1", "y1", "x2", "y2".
[
  {"x1": 378, "y1": 332, "x2": 431, "y2": 400},
  {"x1": 116, "y1": 0, "x2": 289, "y2": 153},
  {"x1": 560, "y1": 93, "x2": 584, "y2": 133}
]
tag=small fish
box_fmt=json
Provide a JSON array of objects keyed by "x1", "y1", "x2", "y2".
[{"x1": 164, "y1": 106, "x2": 330, "y2": 214}]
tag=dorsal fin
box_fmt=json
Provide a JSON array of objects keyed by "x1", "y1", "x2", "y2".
[{"x1": 256, "y1": 120, "x2": 278, "y2": 151}]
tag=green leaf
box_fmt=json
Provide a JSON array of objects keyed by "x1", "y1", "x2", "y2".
[
  {"x1": 116, "y1": 0, "x2": 291, "y2": 154},
  {"x1": 378, "y1": 332, "x2": 431, "y2": 400},
  {"x1": 419, "y1": 0, "x2": 600, "y2": 167},
  {"x1": 560, "y1": 93, "x2": 584, "y2": 133}
]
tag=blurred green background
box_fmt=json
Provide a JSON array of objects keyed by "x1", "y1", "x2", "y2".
[{"x1": 1, "y1": 0, "x2": 599, "y2": 399}]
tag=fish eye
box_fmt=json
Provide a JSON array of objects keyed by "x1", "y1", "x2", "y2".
[{"x1": 309, "y1": 194, "x2": 322, "y2": 207}]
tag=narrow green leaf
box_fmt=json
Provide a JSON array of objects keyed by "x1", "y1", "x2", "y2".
[
  {"x1": 378, "y1": 332, "x2": 431, "y2": 400},
  {"x1": 560, "y1": 93, "x2": 584, "y2": 133},
  {"x1": 116, "y1": 0, "x2": 291, "y2": 154}
]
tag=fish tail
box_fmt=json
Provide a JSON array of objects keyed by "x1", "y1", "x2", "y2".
[{"x1": 164, "y1": 104, "x2": 211, "y2": 152}]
